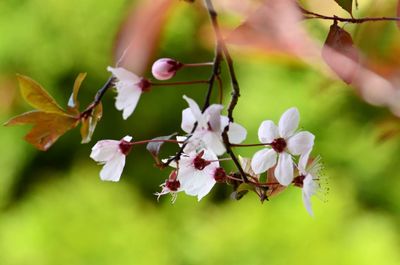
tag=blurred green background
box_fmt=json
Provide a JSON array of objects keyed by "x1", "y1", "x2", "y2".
[{"x1": 1, "y1": 0, "x2": 400, "y2": 264}]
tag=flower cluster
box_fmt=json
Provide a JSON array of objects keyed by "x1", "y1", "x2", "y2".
[{"x1": 90, "y1": 62, "x2": 325, "y2": 215}]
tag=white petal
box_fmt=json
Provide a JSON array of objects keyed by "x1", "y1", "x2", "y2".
[
  {"x1": 183, "y1": 95, "x2": 206, "y2": 126},
  {"x1": 278, "y1": 107, "x2": 299, "y2": 138},
  {"x1": 302, "y1": 174, "x2": 316, "y2": 216},
  {"x1": 298, "y1": 149, "x2": 311, "y2": 174},
  {"x1": 258, "y1": 120, "x2": 279, "y2": 143},
  {"x1": 287, "y1": 131, "x2": 314, "y2": 155},
  {"x1": 302, "y1": 190, "x2": 314, "y2": 217},
  {"x1": 274, "y1": 152, "x2": 294, "y2": 186},
  {"x1": 205, "y1": 104, "x2": 223, "y2": 132},
  {"x1": 181, "y1": 108, "x2": 196, "y2": 133},
  {"x1": 107, "y1": 66, "x2": 140, "y2": 83},
  {"x1": 90, "y1": 140, "x2": 119, "y2": 162},
  {"x1": 122, "y1": 135, "x2": 133, "y2": 142},
  {"x1": 251, "y1": 148, "x2": 277, "y2": 174},
  {"x1": 228, "y1": 122, "x2": 247, "y2": 144},
  {"x1": 115, "y1": 87, "x2": 142, "y2": 120},
  {"x1": 203, "y1": 131, "x2": 226, "y2": 155},
  {"x1": 99, "y1": 154, "x2": 126, "y2": 182},
  {"x1": 196, "y1": 177, "x2": 216, "y2": 201}
]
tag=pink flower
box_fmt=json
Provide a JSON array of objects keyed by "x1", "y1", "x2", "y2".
[
  {"x1": 181, "y1": 95, "x2": 247, "y2": 155},
  {"x1": 107, "y1": 67, "x2": 151, "y2": 120},
  {"x1": 251, "y1": 108, "x2": 314, "y2": 186},
  {"x1": 90, "y1": 135, "x2": 132, "y2": 182},
  {"x1": 151, "y1": 58, "x2": 182, "y2": 80}
]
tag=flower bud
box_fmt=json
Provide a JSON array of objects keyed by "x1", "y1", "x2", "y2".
[{"x1": 151, "y1": 58, "x2": 182, "y2": 80}]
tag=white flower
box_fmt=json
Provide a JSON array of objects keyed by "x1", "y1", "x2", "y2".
[
  {"x1": 296, "y1": 150, "x2": 323, "y2": 216},
  {"x1": 251, "y1": 107, "x2": 314, "y2": 186},
  {"x1": 181, "y1": 95, "x2": 247, "y2": 155},
  {"x1": 90, "y1": 135, "x2": 132, "y2": 182},
  {"x1": 107, "y1": 66, "x2": 151, "y2": 120},
  {"x1": 177, "y1": 149, "x2": 220, "y2": 201}
]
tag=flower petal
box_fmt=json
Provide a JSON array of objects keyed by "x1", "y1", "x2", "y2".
[
  {"x1": 228, "y1": 122, "x2": 247, "y2": 144},
  {"x1": 278, "y1": 107, "x2": 299, "y2": 138},
  {"x1": 99, "y1": 154, "x2": 126, "y2": 182},
  {"x1": 203, "y1": 131, "x2": 226, "y2": 155},
  {"x1": 183, "y1": 95, "x2": 206, "y2": 126},
  {"x1": 251, "y1": 148, "x2": 277, "y2": 174},
  {"x1": 274, "y1": 152, "x2": 294, "y2": 186},
  {"x1": 302, "y1": 174, "x2": 317, "y2": 216},
  {"x1": 258, "y1": 120, "x2": 279, "y2": 143},
  {"x1": 287, "y1": 131, "x2": 314, "y2": 155},
  {"x1": 115, "y1": 86, "x2": 141, "y2": 120},
  {"x1": 107, "y1": 66, "x2": 140, "y2": 83},
  {"x1": 298, "y1": 149, "x2": 311, "y2": 174},
  {"x1": 181, "y1": 108, "x2": 196, "y2": 133},
  {"x1": 204, "y1": 104, "x2": 223, "y2": 132},
  {"x1": 90, "y1": 140, "x2": 119, "y2": 163}
]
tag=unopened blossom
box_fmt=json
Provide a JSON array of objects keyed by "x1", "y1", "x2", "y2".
[
  {"x1": 107, "y1": 66, "x2": 151, "y2": 120},
  {"x1": 251, "y1": 108, "x2": 314, "y2": 186},
  {"x1": 181, "y1": 95, "x2": 247, "y2": 155},
  {"x1": 177, "y1": 149, "x2": 220, "y2": 201},
  {"x1": 90, "y1": 135, "x2": 132, "y2": 182},
  {"x1": 151, "y1": 58, "x2": 182, "y2": 80},
  {"x1": 294, "y1": 150, "x2": 323, "y2": 216}
]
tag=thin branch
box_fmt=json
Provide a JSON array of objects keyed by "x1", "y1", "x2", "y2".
[
  {"x1": 80, "y1": 76, "x2": 114, "y2": 118},
  {"x1": 300, "y1": 6, "x2": 400, "y2": 23}
]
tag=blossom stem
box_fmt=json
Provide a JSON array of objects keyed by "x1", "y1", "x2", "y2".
[
  {"x1": 130, "y1": 139, "x2": 182, "y2": 146},
  {"x1": 183, "y1": 62, "x2": 214, "y2": 67},
  {"x1": 80, "y1": 76, "x2": 114, "y2": 118},
  {"x1": 151, "y1": 80, "x2": 209, "y2": 86},
  {"x1": 231, "y1": 143, "x2": 271, "y2": 147},
  {"x1": 300, "y1": 6, "x2": 400, "y2": 23}
]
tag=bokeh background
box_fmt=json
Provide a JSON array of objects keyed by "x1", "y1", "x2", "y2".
[{"x1": 1, "y1": 0, "x2": 400, "y2": 264}]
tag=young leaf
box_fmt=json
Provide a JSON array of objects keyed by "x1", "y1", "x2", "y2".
[
  {"x1": 146, "y1": 133, "x2": 177, "y2": 166},
  {"x1": 68, "y1": 72, "x2": 87, "y2": 114},
  {"x1": 321, "y1": 22, "x2": 359, "y2": 84},
  {"x1": 334, "y1": 0, "x2": 353, "y2": 16},
  {"x1": 80, "y1": 103, "x2": 103, "y2": 144},
  {"x1": 5, "y1": 111, "x2": 79, "y2": 151},
  {"x1": 17, "y1": 75, "x2": 66, "y2": 115}
]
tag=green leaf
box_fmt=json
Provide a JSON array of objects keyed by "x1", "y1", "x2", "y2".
[
  {"x1": 17, "y1": 74, "x2": 66, "y2": 115},
  {"x1": 80, "y1": 103, "x2": 103, "y2": 144},
  {"x1": 68, "y1": 73, "x2": 87, "y2": 114},
  {"x1": 5, "y1": 111, "x2": 79, "y2": 151},
  {"x1": 334, "y1": 0, "x2": 353, "y2": 16}
]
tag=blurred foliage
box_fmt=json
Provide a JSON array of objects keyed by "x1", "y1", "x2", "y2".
[{"x1": 0, "y1": 0, "x2": 400, "y2": 264}]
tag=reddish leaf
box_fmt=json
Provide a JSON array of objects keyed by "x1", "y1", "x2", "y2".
[
  {"x1": 146, "y1": 133, "x2": 177, "y2": 166},
  {"x1": 67, "y1": 73, "x2": 87, "y2": 115},
  {"x1": 80, "y1": 103, "x2": 103, "y2": 144},
  {"x1": 322, "y1": 23, "x2": 359, "y2": 84},
  {"x1": 113, "y1": 0, "x2": 177, "y2": 75},
  {"x1": 334, "y1": 0, "x2": 353, "y2": 16},
  {"x1": 5, "y1": 111, "x2": 79, "y2": 151},
  {"x1": 17, "y1": 75, "x2": 66, "y2": 115}
]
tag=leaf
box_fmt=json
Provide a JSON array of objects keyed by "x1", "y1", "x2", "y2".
[
  {"x1": 80, "y1": 103, "x2": 103, "y2": 144},
  {"x1": 322, "y1": 22, "x2": 359, "y2": 84},
  {"x1": 67, "y1": 72, "x2": 87, "y2": 114},
  {"x1": 334, "y1": 0, "x2": 353, "y2": 16},
  {"x1": 17, "y1": 74, "x2": 66, "y2": 115},
  {"x1": 146, "y1": 133, "x2": 177, "y2": 166},
  {"x1": 5, "y1": 111, "x2": 79, "y2": 151},
  {"x1": 113, "y1": 0, "x2": 177, "y2": 75}
]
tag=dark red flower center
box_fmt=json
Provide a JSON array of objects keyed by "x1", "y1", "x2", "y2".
[
  {"x1": 214, "y1": 167, "x2": 227, "y2": 182},
  {"x1": 138, "y1": 78, "x2": 152, "y2": 92},
  {"x1": 271, "y1": 138, "x2": 287, "y2": 153},
  {"x1": 293, "y1": 175, "x2": 306, "y2": 188},
  {"x1": 193, "y1": 151, "x2": 211, "y2": 170},
  {"x1": 119, "y1": 140, "x2": 132, "y2": 155},
  {"x1": 166, "y1": 60, "x2": 183, "y2": 72},
  {"x1": 166, "y1": 179, "x2": 180, "y2": 191}
]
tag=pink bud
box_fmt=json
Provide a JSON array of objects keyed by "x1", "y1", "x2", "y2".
[{"x1": 151, "y1": 58, "x2": 182, "y2": 80}]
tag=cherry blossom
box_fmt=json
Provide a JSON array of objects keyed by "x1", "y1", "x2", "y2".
[
  {"x1": 177, "y1": 149, "x2": 220, "y2": 201},
  {"x1": 181, "y1": 95, "x2": 247, "y2": 155},
  {"x1": 90, "y1": 135, "x2": 132, "y2": 182},
  {"x1": 294, "y1": 150, "x2": 323, "y2": 216},
  {"x1": 151, "y1": 58, "x2": 182, "y2": 80},
  {"x1": 107, "y1": 66, "x2": 151, "y2": 120},
  {"x1": 251, "y1": 108, "x2": 314, "y2": 186},
  {"x1": 155, "y1": 170, "x2": 182, "y2": 203}
]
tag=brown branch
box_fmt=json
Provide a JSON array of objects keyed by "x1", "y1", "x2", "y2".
[
  {"x1": 80, "y1": 76, "x2": 114, "y2": 119},
  {"x1": 300, "y1": 6, "x2": 400, "y2": 24}
]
